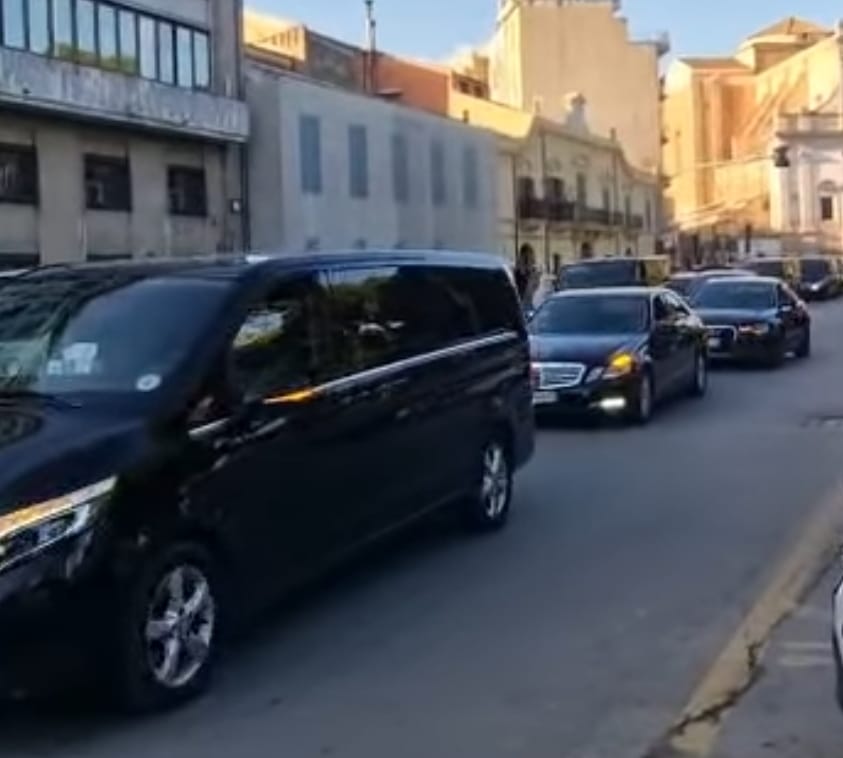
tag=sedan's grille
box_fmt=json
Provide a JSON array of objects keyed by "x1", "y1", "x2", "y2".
[{"x1": 537, "y1": 362, "x2": 586, "y2": 389}]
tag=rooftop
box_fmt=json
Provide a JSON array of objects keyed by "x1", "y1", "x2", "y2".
[{"x1": 747, "y1": 16, "x2": 830, "y2": 41}]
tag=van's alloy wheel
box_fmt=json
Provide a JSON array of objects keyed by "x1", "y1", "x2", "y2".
[{"x1": 465, "y1": 438, "x2": 513, "y2": 530}]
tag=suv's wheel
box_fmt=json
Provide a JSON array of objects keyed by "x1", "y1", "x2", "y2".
[
  {"x1": 631, "y1": 371, "x2": 654, "y2": 425},
  {"x1": 689, "y1": 350, "x2": 708, "y2": 397},
  {"x1": 113, "y1": 542, "x2": 220, "y2": 712},
  {"x1": 464, "y1": 437, "x2": 513, "y2": 531}
]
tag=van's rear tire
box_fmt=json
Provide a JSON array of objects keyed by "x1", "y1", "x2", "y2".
[{"x1": 463, "y1": 437, "x2": 513, "y2": 531}]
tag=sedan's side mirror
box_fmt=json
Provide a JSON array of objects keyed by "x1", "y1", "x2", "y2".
[{"x1": 779, "y1": 303, "x2": 794, "y2": 314}]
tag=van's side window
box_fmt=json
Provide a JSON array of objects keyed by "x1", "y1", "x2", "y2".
[
  {"x1": 230, "y1": 274, "x2": 332, "y2": 400},
  {"x1": 442, "y1": 268, "x2": 522, "y2": 333}
]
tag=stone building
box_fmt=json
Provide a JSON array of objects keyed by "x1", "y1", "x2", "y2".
[{"x1": 0, "y1": 0, "x2": 249, "y2": 268}]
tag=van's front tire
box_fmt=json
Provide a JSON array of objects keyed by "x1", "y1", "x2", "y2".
[
  {"x1": 464, "y1": 438, "x2": 513, "y2": 531},
  {"x1": 112, "y1": 542, "x2": 221, "y2": 712}
]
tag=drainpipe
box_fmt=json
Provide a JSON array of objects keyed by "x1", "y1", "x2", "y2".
[
  {"x1": 235, "y1": 0, "x2": 251, "y2": 250},
  {"x1": 511, "y1": 149, "x2": 519, "y2": 262}
]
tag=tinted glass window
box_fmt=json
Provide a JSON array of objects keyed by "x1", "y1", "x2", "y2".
[
  {"x1": 463, "y1": 145, "x2": 479, "y2": 209},
  {"x1": 117, "y1": 9, "x2": 137, "y2": 73},
  {"x1": 176, "y1": 26, "x2": 193, "y2": 87},
  {"x1": 138, "y1": 15, "x2": 156, "y2": 79},
  {"x1": 168, "y1": 166, "x2": 207, "y2": 217},
  {"x1": 443, "y1": 268, "x2": 522, "y2": 334},
  {"x1": 230, "y1": 275, "x2": 334, "y2": 400},
  {"x1": 559, "y1": 260, "x2": 639, "y2": 289},
  {"x1": 158, "y1": 21, "x2": 175, "y2": 84},
  {"x1": 530, "y1": 295, "x2": 649, "y2": 335},
  {"x1": 692, "y1": 282, "x2": 777, "y2": 310},
  {"x1": 431, "y1": 141, "x2": 446, "y2": 206},
  {"x1": 193, "y1": 30, "x2": 210, "y2": 88},
  {"x1": 0, "y1": 274, "x2": 228, "y2": 396},
  {"x1": 391, "y1": 133, "x2": 409, "y2": 204},
  {"x1": 348, "y1": 125, "x2": 369, "y2": 199},
  {"x1": 84, "y1": 155, "x2": 131, "y2": 211},
  {"x1": 2, "y1": 0, "x2": 25, "y2": 48},
  {"x1": 76, "y1": 0, "x2": 96, "y2": 64},
  {"x1": 666, "y1": 276, "x2": 696, "y2": 298},
  {"x1": 0, "y1": 144, "x2": 38, "y2": 204},
  {"x1": 98, "y1": 4, "x2": 118, "y2": 68},
  {"x1": 28, "y1": 0, "x2": 50, "y2": 54},
  {"x1": 52, "y1": 0, "x2": 73, "y2": 59},
  {"x1": 749, "y1": 260, "x2": 784, "y2": 278}
]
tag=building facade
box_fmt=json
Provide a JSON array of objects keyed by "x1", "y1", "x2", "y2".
[
  {"x1": 0, "y1": 0, "x2": 248, "y2": 268},
  {"x1": 245, "y1": 62, "x2": 498, "y2": 254},
  {"x1": 489, "y1": 0, "x2": 667, "y2": 174},
  {"x1": 662, "y1": 17, "x2": 843, "y2": 255}
]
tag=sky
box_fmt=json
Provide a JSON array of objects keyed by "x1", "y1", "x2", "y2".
[{"x1": 249, "y1": 0, "x2": 839, "y2": 62}]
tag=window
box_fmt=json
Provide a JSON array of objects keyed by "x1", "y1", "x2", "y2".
[
  {"x1": 168, "y1": 166, "x2": 206, "y2": 217},
  {"x1": 176, "y1": 25, "x2": 193, "y2": 88},
  {"x1": 348, "y1": 125, "x2": 369, "y2": 199},
  {"x1": 157, "y1": 21, "x2": 175, "y2": 84},
  {"x1": 138, "y1": 15, "x2": 156, "y2": 79},
  {"x1": 193, "y1": 30, "x2": 210, "y2": 89},
  {"x1": 645, "y1": 198, "x2": 653, "y2": 231},
  {"x1": 2, "y1": 0, "x2": 25, "y2": 48},
  {"x1": 28, "y1": 0, "x2": 50, "y2": 54},
  {"x1": 76, "y1": 0, "x2": 96, "y2": 64},
  {"x1": 463, "y1": 145, "x2": 479, "y2": 209},
  {"x1": 52, "y1": 0, "x2": 73, "y2": 59},
  {"x1": 0, "y1": 144, "x2": 38, "y2": 204},
  {"x1": 602, "y1": 187, "x2": 611, "y2": 210},
  {"x1": 576, "y1": 172, "x2": 587, "y2": 207},
  {"x1": 117, "y1": 9, "x2": 137, "y2": 74},
  {"x1": 545, "y1": 177, "x2": 564, "y2": 200},
  {"x1": 624, "y1": 194, "x2": 632, "y2": 224},
  {"x1": 84, "y1": 155, "x2": 131, "y2": 211},
  {"x1": 231, "y1": 275, "x2": 333, "y2": 401},
  {"x1": 391, "y1": 133, "x2": 409, "y2": 204},
  {"x1": 517, "y1": 176, "x2": 535, "y2": 199},
  {"x1": 299, "y1": 115, "x2": 322, "y2": 195},
  {"x1": 820, "y1": 196, "x2": 834, "y2": 221},
  {"x1": 97, "y1": 4, "x2": 117, "y2": 68},
  {"x1": 431, "y1": 141, "x2": 446, "y2": 206}
]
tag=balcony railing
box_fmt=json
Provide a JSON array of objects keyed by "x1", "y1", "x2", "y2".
[
  {"x1": 547, "y1": 200, "x2": 575, "y2": 222},
  {"x1": 776, "y1": 113, "x2": 843, "y2": 135},
  {"x1": 628, "y1": 214, "x2": 645, "y2": 230},
  {"x1": 517, "y1": 196, "x2": 545, "y2": 220}
]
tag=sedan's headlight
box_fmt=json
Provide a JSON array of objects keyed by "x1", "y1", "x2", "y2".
[
  {"x1": 738, "y1": 323, "x2": 772, "y2": 337},
  {"x1": 0, "y1": 477, "x2": 116, "y2": 571},
  {"x1": 603, "y1": 352, "x2": 637, "y2": 380}
]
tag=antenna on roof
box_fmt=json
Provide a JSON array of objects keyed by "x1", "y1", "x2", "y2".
[{"x1": 364, "y1": 0, "x2": 378, "y2": 93}]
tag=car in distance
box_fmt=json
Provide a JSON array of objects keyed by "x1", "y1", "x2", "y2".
[
  {"x1": 0, "y1": 251, "x2": 534, "y2": 710},
  {"x1": 557, "y1": 256, "x2": 671, "y2": 291},
  {"x1": 690, "y1": 276, "x2": 811, "y2": 365},
  {"x1": 666, "y1": 268, "x2": 754, "y2": 300},
  {"x1": 528, "y1": 288, "x2": 708, "y2": 423},
  {"x1": 796, "y1": 256, "x2": 841, "y2": 300},
  {"x1": 745, "y1": 256, "x2": 801, "y2": 288}
]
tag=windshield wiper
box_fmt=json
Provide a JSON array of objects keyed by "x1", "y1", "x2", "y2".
[{"x1": 0, "y1": 389, "x2": 82, "y2": 409}]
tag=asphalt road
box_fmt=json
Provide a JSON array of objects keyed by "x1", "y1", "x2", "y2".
[{"x1": 7, "y1": 301, "x2": 843, "y2": 758}]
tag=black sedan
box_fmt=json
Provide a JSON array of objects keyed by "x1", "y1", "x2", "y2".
[
  {"x1": 666, "y1": 268, "x2": 754, "y2": 300},
  {"x1": 797, "y1": 257, "x2": 840, "y2": 301},
  {"x1": 690, "y1": 277, "x2": 811, "y2": 365},
  {"x1": 529, "y1": 288, "x2": 708, "y2": 424}
]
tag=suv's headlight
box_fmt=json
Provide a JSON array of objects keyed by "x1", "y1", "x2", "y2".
[
  {"x1": 738, "y1": 323, "x2": 771, "y2": 337},
  {"x1": 0, "y1": 477, "x2": 116, "y2": 571}
]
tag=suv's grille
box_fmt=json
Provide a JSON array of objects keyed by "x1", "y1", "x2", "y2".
[{"x1": 537, "y1": 362, "x2": 586, "y2": 389}]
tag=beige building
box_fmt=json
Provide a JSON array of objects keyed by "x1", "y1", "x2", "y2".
[
  {"x1": 489, "y1": 0, "x2": 668, "y2": 174},
  {"x1": 0, "y1": 0, "x2": 249, "y2": 268},
  {"x1": 662, "y1": 17, "x2": 843, "y2": 255},
  {"x1": 452, "y1": 88, "x2": 659, "y2": 270}
]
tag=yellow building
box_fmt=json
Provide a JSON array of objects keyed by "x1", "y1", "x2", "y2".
[
  {"x1": 489, "y1": 0, "x2": 667, "y2": 174},
  {"x1": 454, "y1": 89, "x2": 660, "y2": 270},
  {"x1": 662, "y1": 17, "x2": 840, "y2": 252}
]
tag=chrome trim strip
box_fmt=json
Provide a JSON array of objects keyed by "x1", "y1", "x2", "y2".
[{"x1": 188, "y1": 418, "x2": 231, "y2": 440}]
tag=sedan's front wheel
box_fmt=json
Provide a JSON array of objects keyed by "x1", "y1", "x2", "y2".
[
  {"x1": 113, "y1": 542, "x2": 221, "y2": 712},
  {"x1": 631, "y1": 372, "x2": 654, "y2": 425}
]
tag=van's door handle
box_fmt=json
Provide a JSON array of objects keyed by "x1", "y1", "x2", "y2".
[{"x1": 395, "y1": 406, "x2": 412, "y2": 421}]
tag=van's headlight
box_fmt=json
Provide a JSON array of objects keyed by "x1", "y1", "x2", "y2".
[{"x1": 0, "y1": 477, "x2": 116, "y2": 571}]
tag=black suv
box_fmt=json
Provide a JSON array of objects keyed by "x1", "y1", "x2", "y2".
[{"x1": 0, "y1": 252, "x2": 533, "y2": 709}]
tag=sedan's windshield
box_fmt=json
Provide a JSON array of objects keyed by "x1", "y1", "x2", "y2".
[
  {"x1": 530, "y1": 295, "x2": 649, "y2": 335},
  {"x1": 801, "y1": 259, "x2": 831, "y2": 281},
  {"x1": 692, "y1": 281, "x2": 777, "y2": 310},
  {"x1": 559, "y1": 261, "x2": 638, "y2": 289},
  {"x1": 0, "y1": 273, "x2": 230, "y2": 397}
]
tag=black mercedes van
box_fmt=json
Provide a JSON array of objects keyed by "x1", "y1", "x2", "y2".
[{"x1": 0, "y1": 251, "x2": 533, "y2": 709}]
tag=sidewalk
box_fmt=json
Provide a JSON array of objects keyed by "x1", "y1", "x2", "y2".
[{"x1": 713, "y1": 568, "x2": 843, "y2": 757}]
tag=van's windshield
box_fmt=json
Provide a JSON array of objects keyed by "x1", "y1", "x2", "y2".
[{"x1": 0, "y1": 273, "x2": 229, "y2": 398}]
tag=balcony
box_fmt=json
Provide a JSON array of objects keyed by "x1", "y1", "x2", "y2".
[
  {"x1": 0, "y1": 47, "x2": 249, "y2": 143},
  {"x1": 547, "y1": 200, "x2": 575, "y2": 223},
  {"x1": 776, "y1": 113, "x2": 843, "y2": 136},
  {"x1": 517, "y1": 196, "x2": 546, "y2": 220},
  {"x1": 628, "y1": 214, "x2": 645, "y2": 231}
]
